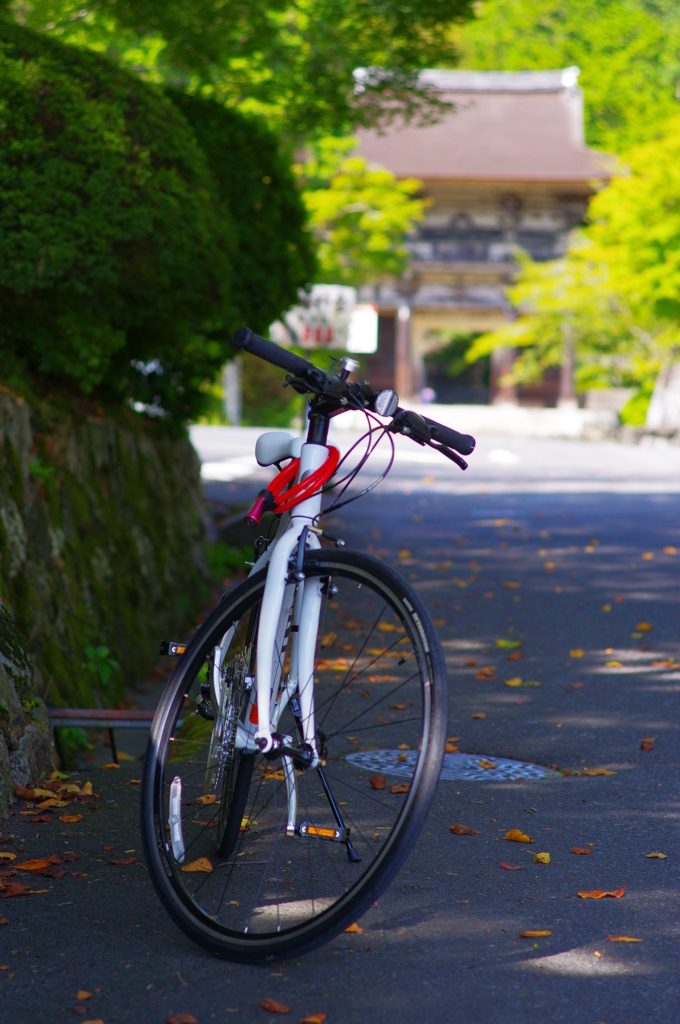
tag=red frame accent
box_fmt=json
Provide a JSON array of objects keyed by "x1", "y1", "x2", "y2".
[{"x1": 244, "y1": 446, "x2": 340, "y2": 525}]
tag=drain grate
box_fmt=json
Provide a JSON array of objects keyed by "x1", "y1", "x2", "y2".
[{"x1": 345, "y1": 750, "x2": 558, "y2": 782}]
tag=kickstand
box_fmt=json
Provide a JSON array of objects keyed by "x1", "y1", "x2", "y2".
[{"x1": 316, "y1": 765, "x2": 361, "y2": 863}]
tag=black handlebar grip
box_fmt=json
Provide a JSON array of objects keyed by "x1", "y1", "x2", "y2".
[
  {"x1": 422, "y1": 416, "x2": 476, "y2": 456},
  {"x1": 232, "y1": 327, "x2": 317, "y2": 378}
]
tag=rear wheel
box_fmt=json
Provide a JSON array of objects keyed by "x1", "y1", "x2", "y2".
[{"x1": 141, "y1": 548, "x2": 447, "y2": 962}]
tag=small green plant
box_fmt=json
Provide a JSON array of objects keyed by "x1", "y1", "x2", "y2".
[
  {"x1": 20, "y1": 696, "x2": 38, "y2": 714},
  {"x1": 28, "y1": 458, "x2": 56, "y2": 485},
  {"x1": 82, "y1": 646, "x2": 120, "y2": 688},
  {"x1": 207, "y1": 542, "x2": 253, "y2": 582}
]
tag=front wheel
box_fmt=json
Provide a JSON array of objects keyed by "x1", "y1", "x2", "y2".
[{"x1": 141, "y1": 548, "x2": 447, "y2": 962}]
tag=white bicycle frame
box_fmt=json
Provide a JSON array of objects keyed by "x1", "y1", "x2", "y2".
[{"x1": 211, "y1": 438, "x2": 329, "y2": 833}]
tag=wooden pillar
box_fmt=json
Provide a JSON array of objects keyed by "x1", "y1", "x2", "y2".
[
  {"x1": 395, "y1": 304, "x2": 412, "y2": 399},
  {"x1": 490, "y1": 347, "x2": 517, "y2": 405},
  {"x1": 558, "y1": 322, "x2": 576, "y2": 407}
]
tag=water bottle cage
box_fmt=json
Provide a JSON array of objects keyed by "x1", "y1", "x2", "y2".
[{"x1": 244, "y1": 447, "x2": 340, "y2": 527}]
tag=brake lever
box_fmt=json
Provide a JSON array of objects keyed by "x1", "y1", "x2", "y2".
[{"x1": 424, "y1": 439, "x2": 468, "y2": 471}]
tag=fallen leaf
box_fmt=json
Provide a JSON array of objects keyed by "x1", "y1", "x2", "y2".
[
  {"x1": 544, "y1": 562, "x2": 556, "y2": 572},
  {"x1": 80, "y1": 782, "x2": 93, "y2": 797},
  {"x1": 644, "y1": 851, "x2": 667, "y2": 859},
  {"x1": 98, "y1": 763, "x2": 120, "y2": 770},
  {"x1": 398, "y1": 549, "x2": 411, "y2": 559},
  {"x1": 499, "y1": 862, "x2": 521, "y2": 870},
  {"x1": 81, "y1": 1020, "x2": 105, "y2": 1024},
  {"x1": 181, "y1": 857, "x2": 212, "y2": 874},
  {"x1": 259, "y1": 998, "x2": 291, "y2": 1014},
  {"x1": 475, "y1": 667, "x2": 496, "y2": 680},
  {"x1": 502, "y1": 581, "x2": 520, "y2": 589},
  {"x1": 102, "y1": 845, "x2": 113, "y2": 852},
  {"x1": 478, "y1": 759, "x2": 497, "y2": 770},
  {"x1": 577, "y1": 886, "x2": 626, "y2": 899},
  {"x1": 534, "y1": 852, "x2": 550, "y2": 864},
  {"x1": 192, "y1": 794, "x2": 217, "y2": 806},
  {"x1": 450, "y1": 824, "x2": 480, "y2": 836},
  {"x1": 14, "y1": 860, "x2": 52, "y2": 873},
  {"x1": 571, "y1": 847, "x2": 591, "y2": 855},
  {"x1": 32, "y1": 815, "x2": 53, "y2": 824},
  {"x1": 470, "y1": 712, "x2": 486, "y2": 719},
  {"x1": 636, "y1": 622, "x2": 652, "y2": 632},
  {"x1": 397, "y1": 743, "x2": 409, "y2": 750},
  {"x1": 504, "y1": 677, "x2": 522, "y2": 688},
  {"x1": 663, "y1": 546, "x2": 677, "y2": 555},
  {"x1": 608, "y1": 936, "x2": 642, "y2": 943},
  {"x1": 0, "y1": 853, "x2": 16, "y2": 862},
  {"x1": 496, "y1": 638, "x2": 522, "y2": 649},
  {"x1": 642, "y1": 552, "x2": 654, "y2": 560},
  {"x1": 0, "y1": 917, "x2": 8, "y2": 925},
  {"x1": 1, "y1": 883, "x2": 38, "y2": 898},
  {"x1": 581, "y1": 769, "x2": 616, "y2": 776},
  {"x1": 59, "y1": 815, "x2": 82, "y2": 824},
  {"x1": 504, "y1": 829, "x2": 534, "y2": 844},
  {"x1": 445, "y1": 742, "x2": 459, "y2": 753},
  {"x1": 377, "y1": 622, "x2": 397, "y2": 633},
  {"x1": 369, "y1": 775, "x2": 386, "y2": 790},
  {"x1": 33, "y1": 787, "x2": 58, "y2": 798},
  {"x1": 391, "y1": 783, "x2": 410, "y2": 794},
  {"x1": 465, "y1": 658, "x2": 477, "y2": 666},
  {"x1": 300, "y1": 1015, "x2": 326, "y2": 1024},
  {"x1": 520, "y1": 930, "x2": 552, "y2": 938},
  {"x1": 602, "y1": 604, "x2": 612, "y2": 612},
  {"x1": 129, "y1": 779, "x2": 142, "y2": 785},
  {"x1": 49, "y1": 770, "x2": 69, "y2": 781},
  {"x1": 640, "y1": 741, "x2": 654, "y2": 751},
  {"x1": 109, "y1": 857, "x2": 136, "y2": 866},
  {"x1": 14, "y1": 785, "x2": 35, "y2": 800},
  {"x1": 390, "y1": 704, "x2": 406, "y2": 710},
  {"x1": 508, "y1": 651, "x2": 522, "y2": 661},
  {"x1": 77, "y1": 991, "x2": 92, "y2": 1000},
  {"x1": 167, "y1": 1015, "x2": 198, "y2": 1024},
  {"x1": 606, "y1": 661, "x2": 623, "y2": 668},
  {"x1": 344, "y1": 922, "x2": 363, "y2": 933}
]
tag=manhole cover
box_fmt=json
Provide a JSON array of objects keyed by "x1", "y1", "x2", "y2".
[{"x1": 345, "y1": 750, "x2": 557, "y2": 782}]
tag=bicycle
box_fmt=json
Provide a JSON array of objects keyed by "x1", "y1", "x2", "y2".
[{"x1": 141, "y1": 327, "x2": 476, "y2": 962}]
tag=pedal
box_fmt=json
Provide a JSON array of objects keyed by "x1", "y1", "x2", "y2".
[
  {"x1": 298, "y1": 822, "x2": 349, "y2": 843},
  {"x1": 159, "y1": 640, "x2": 187, "y2": 657}
]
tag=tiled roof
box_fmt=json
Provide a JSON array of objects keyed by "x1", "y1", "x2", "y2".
[{"x1": 356, "y1": 69, "x2": 612, "y2": 184}]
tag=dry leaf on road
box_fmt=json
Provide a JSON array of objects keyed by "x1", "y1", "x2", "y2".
[
  {"x1": 478, "y1": 760, "x2": 497, "y2": 769},
  {"x1": 502, "y1": 581, "x2": 520, "y2": 589},
  {"x1": 369, "y1": 775, "x2": 386, "y2": 790},
  {"x1": 577, "y1": 886, "x2": 626, "y2": 899},
  {"x1": 0, "y1": 917, "x2": 8, "y2": 925},
  {"x1": 259, "y1": 998, "x2": 291, "y2": 1014},
  {"x1": 167, "y1": 1015, "x2": 198, "y2": 1024},
  {"x1": 450, "y1": 824, "x2": 480, "y2": 836},
  {"x1": 636, "y1": 622, "x2": 652, "y2": 632},
  {"x1": 571, "y1": 847, "x2": 591, "y2": 855},
  {"x1": 344, "y1": 923, "x2": 363, "y2": 933},
  {"x1": 534, "y1": 852, "x2": 550, "y2": 864},
  {"x1": 390, "y1": 783, "x2": 410, "y2": 794},
  {"x1": 644, "y1": 852, "x2": 667, "y2": 859},
  {"x1": 470, "y1": 712, "x2": 486, "y2": 719},
  {"x1": 300, "y1": 1015, "x2": 327, "y2": 1024},
  {"x1": 59, "y1": 815, "x2": 83, "y2": 824},
  {"x1": 445, "y1": 742, "x2": 460, "y2": 753},
  {"x1": 475, "y1": 667, "x2": 496, "y2": 680},
  {"x1": 520, "y1": 930, "x2": 552, "y2": 938},
  {"x1": 77, "y1": 991, "x2": 92, "y2": 1000},
  {"x1": 1, "y1": 882, "x2": 43, "y2": 898},
  {"x1": 0, "y1": 853, "x2": 16, "y2": 862},
  {"x1": 608, "y1": 936, "x2": 642, "y2": 943},
  {"x1": 109, "y1": 857, "x2": 136, "y2": 866},
  {"x1": 496, "y1": 639, "x2": 522, "y2": 649},
  {"x1": 570, "y1": 649, "x2": 585, "y2": 658},
  {"x1": 181, "y1": 858, "x2": 212, "y2": 874},
  {"x1": 499, "y1": 862, "x2": 521, "y2": 870},
  {"x1": 504, "y1": 677, "x2": 522, "y2": 688},
  {"x1": 14, "y1": 860, "x2": 52, "y2": 873},
  {"x1": 581, "y1": 769, "x2": 616, "y2": 776},
  {"x1": 98, "y1": 763, "x2": 120, "y2": 770},
  {"x1": 504, "y1": 829, "x2": 534, "y2": 843}
]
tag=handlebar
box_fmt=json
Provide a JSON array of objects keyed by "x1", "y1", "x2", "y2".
[
  {"x1": 231, "y1": 326, "x2": 476, "y2": 463},
  {"x1": 233, "y1": 327, "x2": 319, "y2": 380}
]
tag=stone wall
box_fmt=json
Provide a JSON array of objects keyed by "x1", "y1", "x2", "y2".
[{"x1": 0, "y1": 385, "x2": 210, "y2": 716}]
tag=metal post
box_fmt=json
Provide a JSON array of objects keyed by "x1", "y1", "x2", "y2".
[
  {"x1": 222, "y1": 356, "x2": 242, "y2": 425},
  {"x1": 395, "y1": 304, "x2": 412, "y2": 398},
  {"x1": 558, "y1": 322, "x2": 577, "y2": 407}
]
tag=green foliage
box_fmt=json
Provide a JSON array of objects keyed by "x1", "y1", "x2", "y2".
[
  {"x1": 620, "y1": 382, "x2": 654, "y2": 426},
  {"x1": 299, "y1": 138, "x2": 426, "y2": 286},
  {"x1": 10, "y1": 0, "x2": 475, "y2": 139},
  {"x1": 82, "y1": 645, "x2": 120, "y2": 688},
  {"x1": 206, "y1": 542, "x2": 253, "y2": 582},
  {"x1": 241, "y1": 357, "x2": 304, "y2": 427},
  {"x1": 0, "y1": 21, "x2": 314, "y2": 423},
  {"x1": 459, "y1": 0, "x2": 680, "y2": 152},
  {"x1": 467, "y1": 122, "x2": 680, "y2": 401}
]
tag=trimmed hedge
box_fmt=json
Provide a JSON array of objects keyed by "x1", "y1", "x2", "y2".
[{"x1": 0, "y1": 21, "x2": 314, "y2": 422}]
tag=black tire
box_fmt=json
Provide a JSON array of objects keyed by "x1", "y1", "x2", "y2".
[
  {"x1": 141, "y1": 548, "x2": 447, "y2": 963},
  {"x1": 216, "y1": 752, "x2": 256, "y2": 859}
]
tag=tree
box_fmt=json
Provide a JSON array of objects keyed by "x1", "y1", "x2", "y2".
[
  {"x1": 298, "y1": 137, "x2": 426, "y2": 286},
  {"x1": 466, "y1": 123, "x2": 680, "y2": 421},
  {"x1": 7, "y1": 0, "x2": 475, "y2": 139},
  {"x1": 458, "y1": 0, "x2": 680, "y2": 152},
  {"x1": 0, "y1": 20, "x2": 314, "y2": 421}
]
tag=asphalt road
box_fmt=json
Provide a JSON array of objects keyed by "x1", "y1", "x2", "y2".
[{"x1": 4, "y1": 430, "x2": 680, "y2": 1024}]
